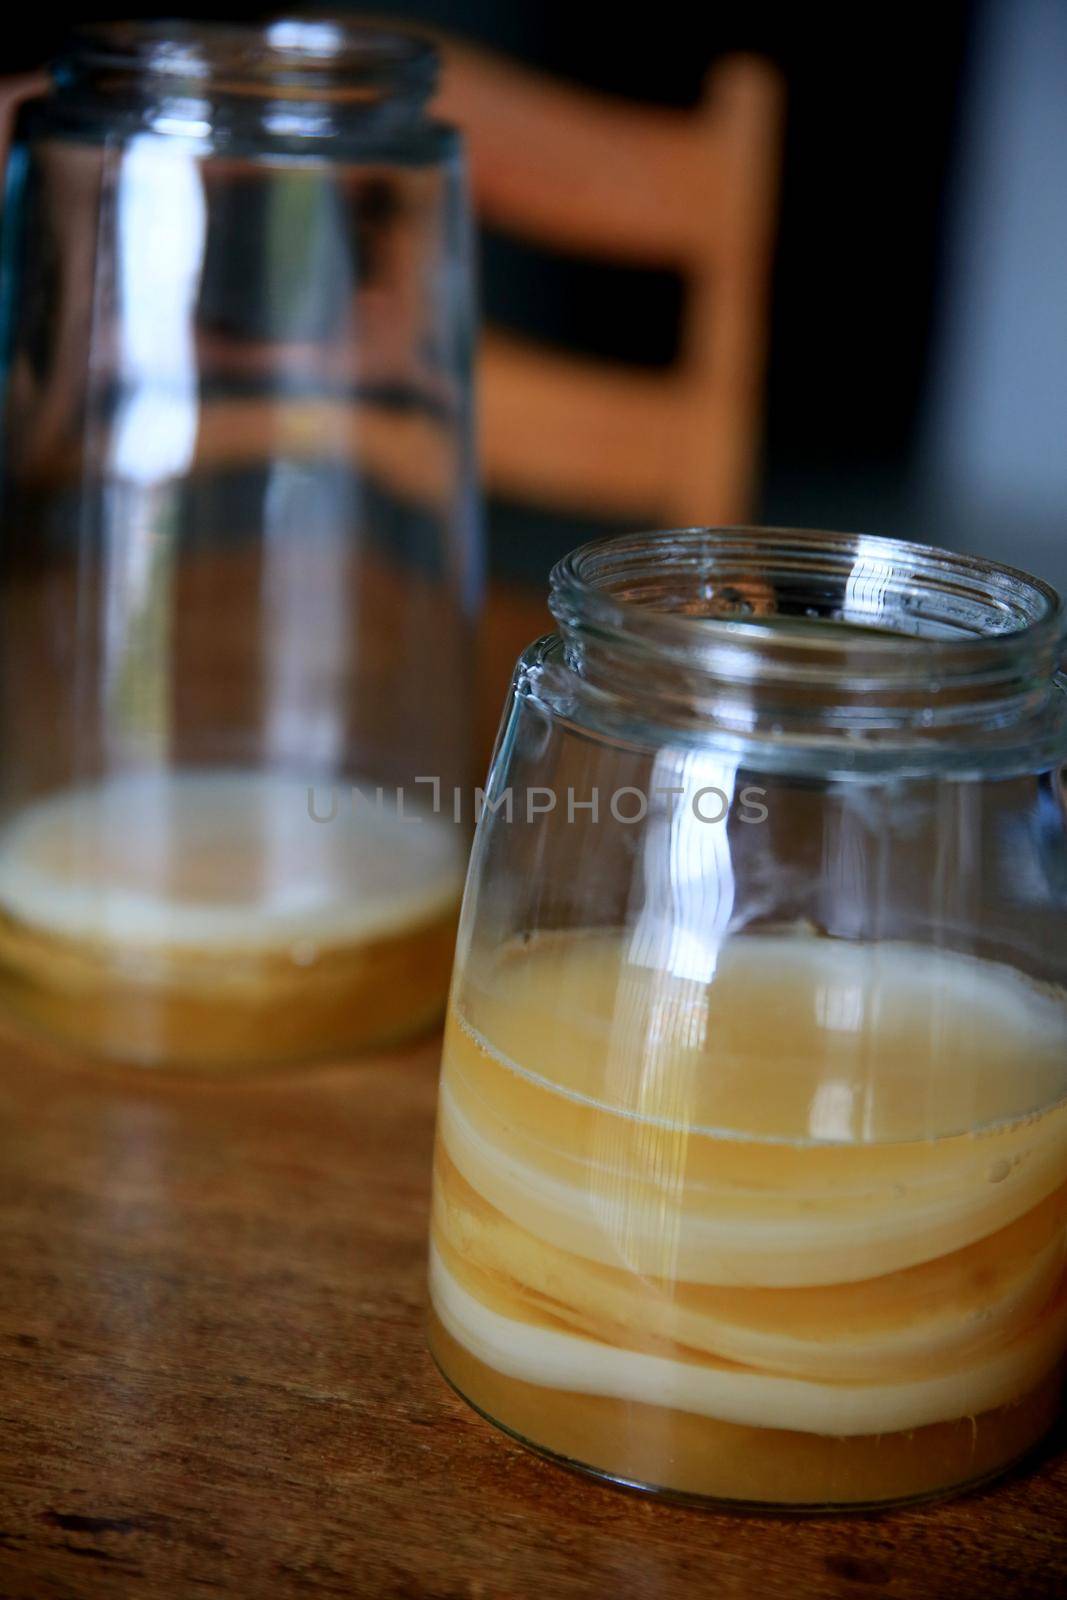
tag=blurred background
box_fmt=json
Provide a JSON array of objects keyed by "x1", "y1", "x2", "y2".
[{"x1": 6, "y1": 0, "x2": 1066, "y2": 593}]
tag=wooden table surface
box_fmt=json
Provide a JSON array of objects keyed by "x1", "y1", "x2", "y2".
[{"x1": 1, "y1": 1023, "x2": 1065, "y2": 1600}]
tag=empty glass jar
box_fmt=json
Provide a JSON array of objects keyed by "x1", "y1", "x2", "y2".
[
  {"x1": 0, "y1": 20, "x2": 480, "y2": 1068},
  {"x1": 429, "y1": 527, "x2": 1067, "y2": 1509}
]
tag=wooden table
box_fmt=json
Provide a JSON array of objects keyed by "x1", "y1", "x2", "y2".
[{"x1": 0, "y1": 1025, "x2": 1065, "y2": 1600}]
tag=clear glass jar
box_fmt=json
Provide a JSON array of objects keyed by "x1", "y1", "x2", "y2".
[
  {"x1": 429, "y1": 527, "x2": 1067, "y2": 1510},
  {"x1": 0, "y1": 20, "x2": 480, "y2": 1069}
]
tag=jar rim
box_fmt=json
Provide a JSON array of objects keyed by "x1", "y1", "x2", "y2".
[
  {"x1": 57, "y1": 17, "x2": 438, "y2": 98},
  {"x1": 550, "y1": 527, "x2": 1063, "y2": 657},
  {"x1": 546, "y1": 528, "x2": 1067, "y2": 751}
]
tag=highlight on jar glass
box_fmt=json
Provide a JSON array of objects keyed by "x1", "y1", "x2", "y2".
[
  {"x1": 428, "y1": 527, "x2": 1067, "y2": 1510},
  {"x1": 0, "y1": 20, "x2": 480, "y2": 1069}
]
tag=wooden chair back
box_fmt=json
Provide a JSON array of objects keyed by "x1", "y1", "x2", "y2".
[{"x1": 435, "y1": 42, "x2": 784, "y2": 528}]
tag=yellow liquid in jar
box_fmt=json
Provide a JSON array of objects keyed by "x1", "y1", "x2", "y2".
[
  {"x1": 0, "y1": 770, "x2": 464, "y2": 1069},
  {"x1": 430, "y1": 930, "x2": 1067, "y2": 1507}
]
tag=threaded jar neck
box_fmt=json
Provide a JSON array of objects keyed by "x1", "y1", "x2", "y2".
[
  {"x1": 48, "y1": 18, "x2": 439, "y2": 143},
  {"x1": 547, "y1": 528, "x2": 1067, "y2": 759}
]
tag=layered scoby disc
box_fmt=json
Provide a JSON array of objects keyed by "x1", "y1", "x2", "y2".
[
  {"x1": 432, "y1": 931, "x2": 1067, "y2": 1450},
  {"x1": 0, "y1": 769, "x2": 464, "y2": 954}
]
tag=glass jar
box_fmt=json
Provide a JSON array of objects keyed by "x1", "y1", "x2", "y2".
[
  {"x1": 0, "y1": 20, "x2": 480, "y2": 1069},
  {"x1": 429, "y1": 527, "x2": 1067, "y2": 1510}
]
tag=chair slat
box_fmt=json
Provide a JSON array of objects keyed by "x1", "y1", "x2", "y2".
[
  {"x1": 482, "y1": 330, "x2": 715, "y2": 519},
  {"x1": 437, "y1": 42, "x2": 722, "y2": 266}
]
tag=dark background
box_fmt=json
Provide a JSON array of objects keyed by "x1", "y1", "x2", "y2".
[{"x1": 6, "y1": 1, "x2": 1066, "y2": 589}]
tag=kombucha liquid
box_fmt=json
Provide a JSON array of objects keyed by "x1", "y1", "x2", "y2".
[
  {"x1": 430, "y1": 931, "x2": 1067, "y2": 1507},
  {"x1": 0, "y1": 770, "x2": 463, "y2": 1069}
]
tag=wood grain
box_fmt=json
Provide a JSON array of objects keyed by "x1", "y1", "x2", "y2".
[{"x1": 0, "y1": 1016, "x2": 1064, "y2": 1600}]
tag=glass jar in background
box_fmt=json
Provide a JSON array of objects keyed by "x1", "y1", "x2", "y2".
[
  {"x1": 429, "y1": 527, "x2": 1067, "y2": 1509},
  {"x1": 0, "y1": 20, "x2": 480, "y2": 1069}
]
